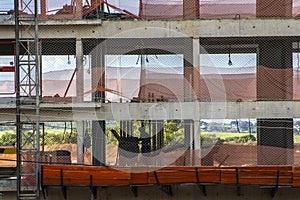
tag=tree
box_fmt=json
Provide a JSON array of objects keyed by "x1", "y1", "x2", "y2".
[
  {"x1": 0, "y1": 132, "x2": 16, "y2": 146},
  {"x1": 208, "y1": 122, "x2": 224, "y2": 132},
  {"x1": 164, "y1": 120, "x2": 184, "y2": 146}
]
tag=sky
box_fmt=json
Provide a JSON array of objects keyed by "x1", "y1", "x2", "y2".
[
  {"x1": 1, "y1": 0, "x2": 299, "y2": 13},
  {"x1": 0, "y1": 0, "x2": 140, "y2": 15},
  {"x1": 0, "y1": 1, "x2": 13, "y2": 10}
]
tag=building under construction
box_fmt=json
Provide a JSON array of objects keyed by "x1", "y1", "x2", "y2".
[{"x1": 1, "y1": 0, "x2": 300, "y2": 199}]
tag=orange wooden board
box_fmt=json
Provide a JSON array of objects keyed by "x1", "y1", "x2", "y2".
[
  {"x1": 42, "y1": 165, "x2": 296, "y2": 187},
  {"x1": 221, "y1": 166, "x2": 292, "y2": 185}
]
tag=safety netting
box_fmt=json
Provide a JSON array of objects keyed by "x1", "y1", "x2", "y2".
[
  {"x1": 1, "y1": 0, "x2": 300, "y2": 21},
  {"x1": 34, "y1": 60, "x2": 300, "y2": 102},
  {"x1": 1, "y1": 1, "x2": 300, "y2": 171},
  {"x1": 140, "y1": 0, "x2": 300, "y2": 19},
  {"x1": 14, "y1": 38, "x2": 297, "y2": 167}
]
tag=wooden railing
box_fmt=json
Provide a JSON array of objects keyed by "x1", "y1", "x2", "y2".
[{"x1": 41, "y1": 165, "x2": 300, "y2": 198}]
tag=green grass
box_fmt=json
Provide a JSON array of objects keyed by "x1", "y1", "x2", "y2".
[
  {"x1": 202, "y1": 132, "x2": 256, "y2": 139},
  {"x1": 294, "y1": 135, "x2": 300, "y2": 143},
  {"x1": 0, "y1": 130, "x2": 14, "y2": 135},
  {"x1": 203, "y1": 132, "x2": 300, "y2": 144}
]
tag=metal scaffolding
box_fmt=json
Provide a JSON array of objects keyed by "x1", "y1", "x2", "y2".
[{"x1": 15, "y1": 0, "x2": 41, "y2": 199}]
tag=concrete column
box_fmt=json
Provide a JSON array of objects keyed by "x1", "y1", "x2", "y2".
[
  {"x1": 152, "y1": 121, "x2": 157, "y2": 151},
  {"x1": 40, "y1": 0, "x2": 47, "y2": 20},
  {"x1": 183, "y1": 49, "x2": 193, "y2": 165},
  {"x1": 183, "y1": 38, "x2": 200, "y2": 165},
  {"x1": 184, "y1": 120, "x2": 193, "y2": 165},
  {"x1": 193, "y1": 38, "x2": 201, "y2": 165},
  {"x1": 257, "y1": 38, "x2": 294, "y2": 165},
  {"x1": 91, "y1": 45, "x2": 105, "y2": 103},
  {"x1": 92, "y1": 121, "x2": 106, "y2": 166},
  {"x1": 193, "y1": 120, "x2": 201, "y2": 165},
  {"x1": 74, "y1": 0, "x2": 83, "y2": 19},
  {"x1": 157, "y1": 121, "x2": 164, "y2": 149},
  {"x1": 184, "y1": 38, "x2": 200, "y2": 101},
  {"x1": 75, "y1": 39, "x2": 85, "y2": 164},
  {"x1": 76, "y1": 39, "x2": 84, "y2": 102},
  {"x1": 139, "y1": 0, "x2": 144, "y2": 17},
  {"x1": 193, "y1": 38, "x2": 201, "y2": 98},
  {"x1": 183, "y1": 0, "x2": 199, "y2": 19},
  {"x1": 76, "y1": 121, "x2": 84, "y2": 164},
  {"x1": 256, "y1": 0, "x2": 292, "y2": 18},
  {"x1": 91, "y1": 40, "x2": 106, "y2": 166}
]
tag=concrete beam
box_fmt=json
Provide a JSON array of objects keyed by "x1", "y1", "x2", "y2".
[
  {"x1": 1, "y1": 19, "x2": 300, "y2": 39},
  {"x1": 38, "y1": 19, "x2": 300, "y2": 38},
  {"x1": 0, "y1": 101, "x2": 299, "y2": 122}
]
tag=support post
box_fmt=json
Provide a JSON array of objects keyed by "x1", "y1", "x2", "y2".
[
  {"x1": 184, "y1": 120, "x2": 193, "y2": 166},
  {"x1": 256, "y1": 0, "x2": 292, "y2": 18},
  {"x1": 153, "y1": 171, "x2": 173, "y2": 196},
  {"x1": 271, "y1": 170, "x2": 280, "y2": 197},
  {"x1": 40, "y1": 0, "x2": 47, "y2": 20},
  {"x1": 152, "y1": 120, "x2": 157, "y2": 151},
  {"x1": 235, "y1": 168, "x2": 241, "y2": 196},
  {"x1": 76, "y1": 39, "x2": 85, "y2": 164},
  {"x1": 92, "y1": 121, "x2": 106, "y2": 166},
  {"x1": 193, "y1": 37, "x2": 201, "y2": 165},
  {"x1": 76, "y1": 121, "x2": 85, "y2": 164},
  {"x1": 90, "y1": 175, "x2": 97, "y2": 199},
  {"x1": 195, "y1": 168, "x2": 207, "y2": 196},
  {"x1": 157, "y1": 121, "x2": 164, "y2": 149},
  {"x1": 76, "y1": 38, "x2": 84, "y2": 102},
  {"x1": 74, "y1": 0, "x2": 83, "y2": 19},
  {"x1": 91, "y1": 39, "x2": 106, "y2": 166},
  {"x1": 183, "y1": 37, "x2": 200, "y2": 166},
  {"x1": 257, "y1": 38, "x2": 294, "y2": 165},
  {"x1": 193, "y1": 120, "x2": 201, "y2": 165},
  {"x1": 183, "y1": 0, "x2": 199, "y2": 19}
]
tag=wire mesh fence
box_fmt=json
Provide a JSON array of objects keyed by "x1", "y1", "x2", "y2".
[
  {"x1": 0, "y1": 37, "x2": 298, "y2": 168},
  {"x1": 1, "y1": 2, "x2": 300, "y2": 188},
  {"x1": 1, "y1": 0, "x2": 300, "y2": 21}
]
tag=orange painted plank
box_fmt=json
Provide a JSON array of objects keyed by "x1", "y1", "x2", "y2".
[
  {"x1": 42, "y1": 168, "x2": 61, "y2": 185},
  {"x1": 62, "y1": 178, "x2": 130, "y2": 186},
  {"x1": 130, "y1": 168, "x2": 149, "y2": 185},
  {"x1": 221, "y1": 166, "x2": 292, "y2": 185},
  {"x1": 293, "y1": 166, "x2": 300, "y2": 186},
  {"x1": 148, "y1": 167, "x2": 221, "y2": 184},
  {"x1": 63, "y1": 170, "x2": 130, "y2": 180},
  {"x1": 42, "y1": 165, "x2": 294, "y2": 187},
  {"x1": 42, "y1": 165, "x2": 131, "y2": 186},
  {"x1": 43, "y1": 177, "x2": 61, "y2": 185}
]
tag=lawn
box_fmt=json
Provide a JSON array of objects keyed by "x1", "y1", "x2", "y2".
[{"x1": 202, "y1": 132, "x2": 300, "y2": 143}]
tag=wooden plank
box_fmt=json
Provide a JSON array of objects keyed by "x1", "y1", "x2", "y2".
[
  {"x1": 221, "y1": 168, "x2": 237, "y2": 184},
  {"x1": 130, "y1": 167, "x2": 149, "y2": 185},
  {"x1": 293, "y1": 166, "x2": 300, "y2": 186},
  {"x1": 43, "y1": 177, "x2": 61, "y2": 185},
  {"x1": 221, "y1": 166, "x2": 292, "y2": 185},
  {"x1": 42, "y1": 165, "x2": 294, "y2": 188},
  {"x1": 42, "y1": 168, "x2": 61, "y2": 185},
  {"x1": 148, "y1": 167, "x2": 221, "y2": 185},
  {"x1": 42, "y1": 165, "x2": 131, "y2": 186},
  {"x1": 198, "y1": 168, "x2": 221, "y2": 183},
  {"x1": 62, "y1": 177, "x2": 130, "y2": 186}
]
